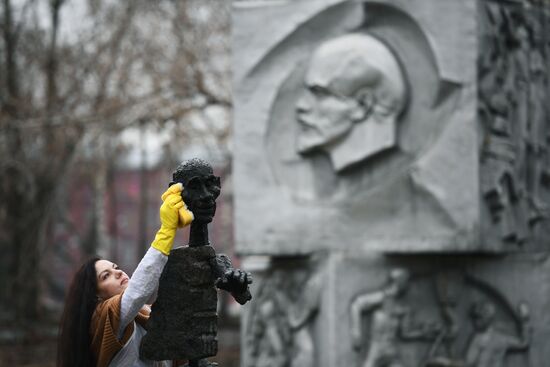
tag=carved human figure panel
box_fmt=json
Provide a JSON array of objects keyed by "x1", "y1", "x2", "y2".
[
  {"x1": 247, "y1": 266, "x2": 323, "y2": 367},
  {"x1": 348, "y1": 266, "x2": 533, "y2": 367},
  {"x1": 465, "y1": 301, "x2": 531, "y2": 367},
  {"x1": 479, "y1": 1, "x2": 550, "y2": 247},
  {"x1": 295, "y1": 33, "x2": 407, "y2": 173},
  {"x1": 350, "y1": 269, "x2": 441, "y2": 367}
]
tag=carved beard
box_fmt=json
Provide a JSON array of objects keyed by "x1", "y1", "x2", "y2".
[{"x1": 296, "y1": 118, "x2": 354, "y2": 154}]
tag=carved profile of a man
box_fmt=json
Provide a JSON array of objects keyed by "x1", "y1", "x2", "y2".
[{"x1": 295, "y1": 33, "x2": 407, "y2": 172}]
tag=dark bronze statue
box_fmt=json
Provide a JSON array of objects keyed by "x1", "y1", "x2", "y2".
[{"x1": 140, "y1": 158, "x2": 252, "y2": 366}]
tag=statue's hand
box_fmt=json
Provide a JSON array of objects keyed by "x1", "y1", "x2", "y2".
[
  {"x1": 216, "y1": 269, "x2": 252, "y2": 293},
  {"x1": 216, "y1": 269, "x2": 253, "y2": 305}
]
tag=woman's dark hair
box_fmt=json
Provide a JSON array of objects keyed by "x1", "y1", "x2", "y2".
[{"x1": 57, "y1": 257, "x2": 101, "y2": 367}]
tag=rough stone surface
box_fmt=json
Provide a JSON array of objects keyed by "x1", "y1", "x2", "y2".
[
  {"x1": 233, "y1": 0, "x2": 479, "y2": 254},
  {"x1": 234, "y1": 1, "x2": 550, "y2": 367},
  {"x1": 140, "y1": 246, "x2": 219, "y2": 361},
  {"x1": 242, "y1": 256, "x2": 325, "y2": 367},
  {"x1": 233, "y1": 0, "x2": 550, "y2": 254},
  {"x1": 242, "y1": 252, "x2": 550, "y2": 367},
  {"x1": 478, "y1": 1, "x2": 550, "y2": 250},
  {"x1": 329, "y1": 252, "x2": 550, "y2": 367}
]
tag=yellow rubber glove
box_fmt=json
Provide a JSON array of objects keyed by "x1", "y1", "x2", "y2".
[
  {"x1": 161, "y1": 183, "x2": 194, "y2": 227},
  {"x1": 151, "y1": 184, "x2": 193, "y2": 255}
]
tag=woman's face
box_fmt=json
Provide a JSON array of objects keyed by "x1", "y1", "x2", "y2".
[{"x1": 95, "y1": 260, "x2": 129, "y2": 300}]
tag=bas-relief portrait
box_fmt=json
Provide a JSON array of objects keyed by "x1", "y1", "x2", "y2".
[
  {"x1": 237, "y1": 1, "x2": 492, "y2": 253},
  {"x1": 295, "y1": 33, "x2": 407, "y2": 173},
  {"x1": 263, "y1": 3, "x2": 461, "y2": 204}
]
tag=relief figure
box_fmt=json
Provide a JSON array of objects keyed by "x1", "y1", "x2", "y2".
[
  {"x1": 248, "y1": 267, "x2": 323, "y2": 367},
  {"x1": 288, "y1": 270, "x2": 322, "y2": 367},
  {"x1": 295, "y1": 33, "x2": 407, "y2": 173},
  {"x1": 479, "y1": 1, "x2": 550, "y2": 244},
  {"x1": 350, "y1": 269, "x2": 439, "y2": 367},
  {"x1": 465, "y1": 301, "x2": 531, "y2": 367},
  {"x1": 249, "y1": 275, "x2": 291, "y2": 367}
]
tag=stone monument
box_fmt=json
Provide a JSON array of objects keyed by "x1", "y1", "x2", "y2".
[
  {"x1": 233, "y1": 0, "x2": 549, "y2": 366},
  {"x1": 140, "y1": 158, "x2": 252, "y2": 366}
]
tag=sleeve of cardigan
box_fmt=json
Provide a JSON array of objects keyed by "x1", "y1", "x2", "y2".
[{"x1": 118, "y1": 246, "x2": 169, "y2": 339}]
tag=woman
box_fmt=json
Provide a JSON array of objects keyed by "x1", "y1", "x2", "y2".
[{"x1": 57, "y1": 183, "x2": 193, "y2": 367}]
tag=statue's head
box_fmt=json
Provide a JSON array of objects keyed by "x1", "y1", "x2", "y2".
[
  {"x1": 389, "y1": 268, "x2": 410, "y2": 297},
  {"x1": 295, "y1": 33, "x2": 406, "y2": 172},
  {"x1": 170, "y1": 158, "x2": 221, "y2": 223},
  {"x1": 470, "y1": 301, "x2": 496, "y2": 331}
]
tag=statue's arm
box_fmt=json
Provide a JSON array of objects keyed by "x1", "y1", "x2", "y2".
[
  {"x1": 399, "y1": 309, "x2": 440, "y2": 340},
  {"x1": 288, "y1": 274, "x2": 322, "y2": 329},
  {"x1": 350, "y1": 291, "x2": 383, "y2": 349},
  {"x1": 507, "y1": 323, "x2": 532, "y2": 351},
  {"x1": 351, "y1": 291, "x2": 384, "y2": 314},
  {"x1": 209, "y1": 254, "x2": 252, "y2": 305},
  {"x1": 507, "y1": 303, "x2": 532, "y2": 351}
]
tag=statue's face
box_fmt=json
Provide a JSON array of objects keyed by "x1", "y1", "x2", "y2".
[
  {"x1": 390, "y1": 269, "x2": 410, "y2": 297},
  {"x1": 181, "y1": 173, "x2": 220, "y2": 223},
  {"x1": 471, "y1": 303, "x2": 495, "y2": 331},
  {"x1": 294, "y1": 34, "x2": 406, "y2": 158},
  {"x1": 295, "y1": 65, "x2": 357, "y2": 154},
  {"x1": 173, "y1": 160, "x2": 221, "y2": 224}
]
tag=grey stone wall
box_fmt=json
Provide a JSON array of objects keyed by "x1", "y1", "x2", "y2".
[
  {"x1": 242, "y1": 253, "x2": 550, "y2": 367},
  {"x1": 234, "y1": 0, "x2": 481, "y2": 254},
  {"x1": 478, "y1": 1, "x2": 550, "y2": 251},
  {"x1": 233, "y1": 0, "x2": 550, "y2": 366}
]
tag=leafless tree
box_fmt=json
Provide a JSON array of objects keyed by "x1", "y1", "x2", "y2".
[{"x1": 0, "y1": 0, "x2": 231, "y2": 332}]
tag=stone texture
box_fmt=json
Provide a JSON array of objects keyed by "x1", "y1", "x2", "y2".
[
  {"x1": 233, "y1": 0, "x2": 478, "y2": 254},
  {"x1": 140, "y1": 245, "x2": 252, "y2": 361},
  {"x1": 232, "y1": 0, "x2": 550, "y2": 254},
  {"x1": 234, "y1": 1, "x2": 550, "y2": 367},
  {"x1": 478, "y1": 1, "x2": 550, "y2": 250},
  {"x1": 242, "y1": 252, "x2": 550, "y2": 367},
  {"x1": 330, "y1": 252, "x2": 550, "y2": 367},
  {"x1": 140, "y1": 246, "x2": 218, "y2": 361},
  {"x1": 242, "y1": 256, "x2": 325, "y2": 367}
]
